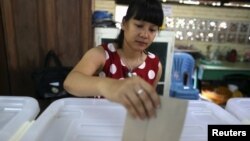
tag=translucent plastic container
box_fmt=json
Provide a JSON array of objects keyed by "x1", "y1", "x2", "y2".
[
  {"x1": 180, "y1": 100, "x2": 241, "y2": 141},
  {"x1": 20, "y1": 98, "x2": 127, "y2": 141},
  {"x1": 20, "y1": 98, "x2": 241, "y2": 141},
  {"x1": 225, "y1": 98, "x2": 250, "y2": 124},
  {"x1": 0, "y1": 96, "x2": 40, "y2": 141}
]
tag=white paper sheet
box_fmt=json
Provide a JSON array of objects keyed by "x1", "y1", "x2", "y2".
[{"x1": 122, "y1": 96, "x2": 188, "y2": 141}]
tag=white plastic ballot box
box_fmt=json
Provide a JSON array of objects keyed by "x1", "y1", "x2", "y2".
[
  {"x1": 20, "y1": 98, "x2": 240, "y2": 141},
  {"x1": 0, "y1": 96, "x2": 40, "y2": 141},
  {"x1": 20, "y1": 98, "x2": 127, "y2": 141},
  {"x1": 225, "y1": 98, "x2": 250, "y2": 124},
  {"x1": 180, "y1": 100, "x2": 241, "y2": 141}
]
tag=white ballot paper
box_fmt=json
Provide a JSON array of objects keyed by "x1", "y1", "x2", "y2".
[{"x1": 122, "y1": 96, "x2": 188, "y2": 141}]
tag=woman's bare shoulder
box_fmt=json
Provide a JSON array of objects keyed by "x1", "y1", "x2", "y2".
[{"x1": 82, "y1": 45, "x2": 105, "y2": 59}]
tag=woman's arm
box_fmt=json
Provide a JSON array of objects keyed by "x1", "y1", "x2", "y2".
[
  {"x1": 63, "y1": 46, "x2": 107, "y2": 97},
  {"x1": 63, "y1": 46, "x2": 160, "y2": 120}
]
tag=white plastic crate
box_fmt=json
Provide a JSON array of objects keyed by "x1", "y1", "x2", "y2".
[
  {"x1": 225, "y1": 98, "x2": 250, "y2": 124},
  {"x1": 180, "y1": 100, "x2": 241, "y2": 141},
  {"x1": 0, "y1": 96, "x2": 40, "y2": 141},
  {"x1": 20, "y1": 98, "x2": 241, "y2": 141},
  {"x1": 20, "y1": 98, "x2": 127, "y2": 141}
]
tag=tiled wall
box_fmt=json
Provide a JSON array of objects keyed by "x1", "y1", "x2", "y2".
[
  {"x1": 94, "y1": 0, "x2": 250, "y2": 57},
  {"x1": 167, "y1": 4, "x2": 250, "y2": 56}
]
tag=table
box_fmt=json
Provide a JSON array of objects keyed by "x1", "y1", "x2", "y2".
[
  {"x1": 197, "y1": 60, "x2": 250, "y2": 81},
  {"x1": 194, "y1": 60, "x2": 250, "y2": 96}
]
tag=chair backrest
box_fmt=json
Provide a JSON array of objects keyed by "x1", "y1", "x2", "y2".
[{"x1": 171, "y1": 52, "x2": 195, "y2": 87}]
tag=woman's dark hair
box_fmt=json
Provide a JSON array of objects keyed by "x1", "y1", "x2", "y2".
[{"x1": 115, "y1": 0, "x2": 164, "y2": 48}]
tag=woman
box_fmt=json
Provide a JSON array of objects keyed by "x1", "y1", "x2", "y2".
[{"x1": 64, "y1": 0, "x2": 164, "y2": 120}]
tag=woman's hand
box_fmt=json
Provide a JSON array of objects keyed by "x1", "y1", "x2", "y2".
[{"x1": 100, "y1": 76, "x2": 160, "y2": 120}]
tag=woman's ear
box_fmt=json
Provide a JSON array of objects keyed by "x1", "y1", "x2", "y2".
[{"x1": 121, "y1": 17, "x2": 126, "y2": 30}]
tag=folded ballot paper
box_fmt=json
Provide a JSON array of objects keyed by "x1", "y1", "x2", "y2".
[{"x1": 122, "y1": 96, "x2": 188, "y2": 141}]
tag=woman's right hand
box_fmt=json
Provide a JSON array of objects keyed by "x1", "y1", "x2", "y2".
[{"x1": 100, "y1": 76, "x2": 161, "y2": 120}]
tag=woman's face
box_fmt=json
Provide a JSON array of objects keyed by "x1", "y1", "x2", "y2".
[{"x1": 122, "y1": 19, "x2": 159, "y2": 51}]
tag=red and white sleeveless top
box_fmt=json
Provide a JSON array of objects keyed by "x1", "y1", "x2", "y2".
[{"x1": 99, "y1": 43, "x2": 160, "y2": 85}]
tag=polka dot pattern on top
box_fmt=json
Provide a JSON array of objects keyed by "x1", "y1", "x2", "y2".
[{"x1": 99, "y1": 43, "x2": 160, "y2": 85}]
